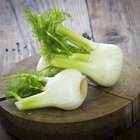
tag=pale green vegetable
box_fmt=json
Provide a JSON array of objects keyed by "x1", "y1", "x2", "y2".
[
  {"x1": 38, "y1": 43, "x2": 123, "y2": 87},
  {"x1": 6, "y1": 69, "x2": 87, "y2": 110},
  {"x1": 25, "y1": 8, "x2": 123, "y2": 87}
]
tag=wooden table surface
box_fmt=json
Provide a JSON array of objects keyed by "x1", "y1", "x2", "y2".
[{"x1": 0, "y1": 0, "x2": 140, "y2": 140}]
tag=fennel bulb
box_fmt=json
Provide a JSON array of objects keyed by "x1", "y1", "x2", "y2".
[
  {"x1": 25, "y1": 8, "x2": 123, "y2": 87},
  {"x1": 37, "y1": 43, "x2": 123, "y2": 87},
  {"x1": 13, "y1": 69, "x2": 87, "y2": 110}
]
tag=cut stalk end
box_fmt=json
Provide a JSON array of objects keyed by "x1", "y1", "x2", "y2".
[{"x1": 80, "y1": 75, "x2": 88, "y2": 98}]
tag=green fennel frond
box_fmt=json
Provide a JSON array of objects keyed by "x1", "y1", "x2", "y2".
[
  {"x1": 5, "y1": 73, "x2": 46, "y2": 99},
  {"x1": 24, "y1": 7, "x2": 89, "y2": 61}
]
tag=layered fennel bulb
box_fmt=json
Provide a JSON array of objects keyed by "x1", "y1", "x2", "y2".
[
  {"x1": 25, "y1": 8, "x2": 123, "y2": 87},
  {"x1": 37, "y1": 43, "x2": 123, "y2": 87},
  {"x1": 13, "y1": 69, "x2": 87, "y2": 110}
]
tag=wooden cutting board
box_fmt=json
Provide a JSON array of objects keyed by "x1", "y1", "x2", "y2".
[{"x1": 0, "y1": 54, "x2": 140, "y2": 140}]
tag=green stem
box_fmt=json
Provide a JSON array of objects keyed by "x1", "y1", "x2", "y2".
[
  {"x1": 46, "y1": 31, "x2": 66, "y2": 49},
  {"x1": 9, "y1": 92, "x2": 22, "y2": 101},
  {"x1": 3, "y1": 73, "x2": 48, "y2": 84},
  {"x1": 69, "y1": 53, "x2": 90, "y2": 61},
  {"x1": 3, "y1": 73, "x2": 38, "y2": 80},
  {"x1": 38, "y1": 76, "x2": 49, "y2": 82},
  {"x1": 15, "y1": 91, "x2": 52, "y2": 110},
  {"x1": 56, "y1": 25, "x2": 97, "y2": 51},
  {"x1": 51, "y1": 55, "x2": 92, "y2": 76},
  {"x1": 29, "y1": 85, "x2": 45, "y2": 91}
]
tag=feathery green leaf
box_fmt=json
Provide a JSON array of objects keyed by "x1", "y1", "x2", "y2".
[
  {"x1": 5, "y1": 73, "x2": 46, "y2": 99},
  {"x1": 24, "y1": 7, "x2": 89, "y2": 61}
]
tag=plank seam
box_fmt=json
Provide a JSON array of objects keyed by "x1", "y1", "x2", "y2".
[
  {"x1": 88, "y1": 83, "x2": 132, "y2": 102},
  {"x1": 88, "y1": 83, "x2": 136, "y2": 124},
  {"x1": 85, "y1": 0, "x2": 95, "y2": 41}
]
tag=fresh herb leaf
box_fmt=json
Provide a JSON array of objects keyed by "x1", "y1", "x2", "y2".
[
  {"x1": 24, "y1": 7, "x2": 89, "y2": 61},
  {"x1": 5, "y1": 73, "x2": 46, "y2": 99}
]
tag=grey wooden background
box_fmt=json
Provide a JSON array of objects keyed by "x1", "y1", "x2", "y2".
[{"x1": 0, "y1": 0, "x2": 140, "y2": 140}]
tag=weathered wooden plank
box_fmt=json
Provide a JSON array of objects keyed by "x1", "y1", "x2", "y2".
[
  {"x1": 28, "y1": 0, "x2": 92, "y2": 36},
  {"x1": 11, "y1": 0, "x2": 40, "y2": 55},
  {"x1": 123, "y1": 0, "x2": 140, "y2": 64},
  {"x1": 87, "y1": 0, "x2": 140, "y2": 65},
  {"x1": 0, "y1": 0, "x2": 29, "y2": 74},
  {"x1": 52, "y1": 0, "x2": 92, "y2": 36}
]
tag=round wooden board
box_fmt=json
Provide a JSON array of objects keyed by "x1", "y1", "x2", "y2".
[{"x1": 0, "y1": 55, "x2": 140, "y2": 140}]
